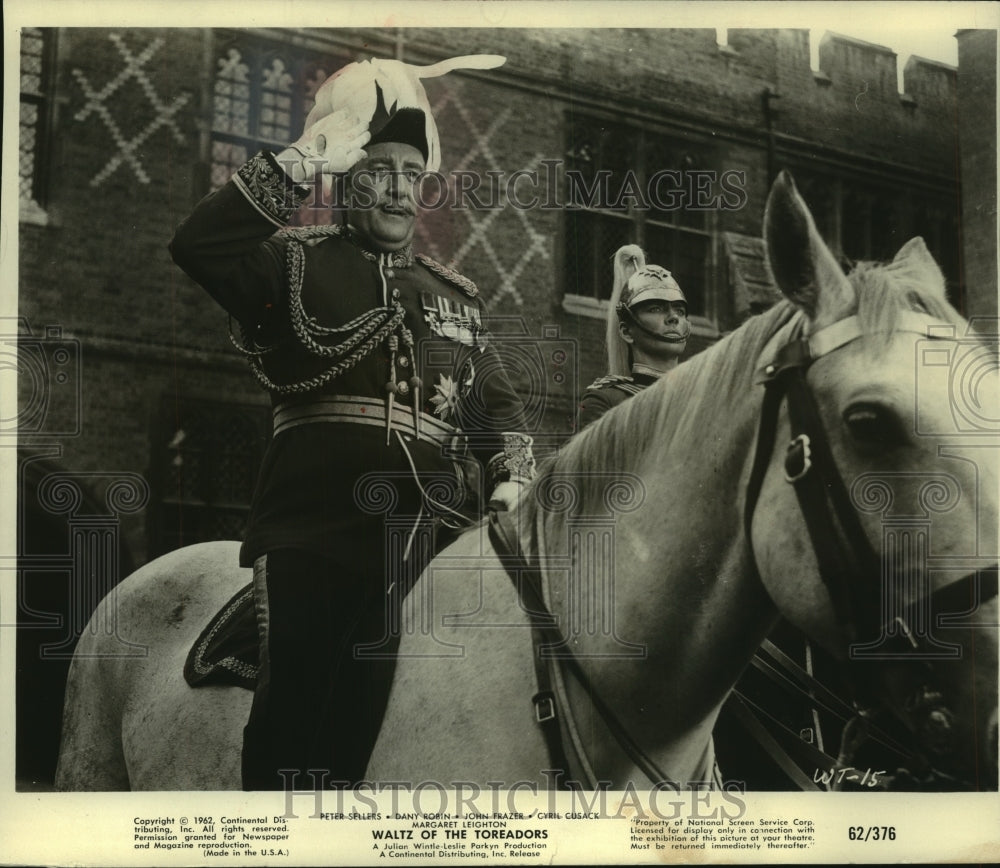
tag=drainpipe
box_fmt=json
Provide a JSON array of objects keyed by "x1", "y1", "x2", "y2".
[{"x1": 762, "y1": 87, "x2": 781, "y2": 186}]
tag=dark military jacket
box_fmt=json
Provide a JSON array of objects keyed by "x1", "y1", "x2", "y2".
[
  {"x1": 576, "y1": 371, "x2": 660, "y2": 430},
  {"x1": 170, "y1": 152, "x2": 532, "y2": 566}
]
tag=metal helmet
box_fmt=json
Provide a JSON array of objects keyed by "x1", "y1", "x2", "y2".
[{"x1": 618, "y1": 265, "x2": 687, "y2": 313}]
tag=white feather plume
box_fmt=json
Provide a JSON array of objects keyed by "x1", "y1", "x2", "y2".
[{"x1": 303, "y1": 55, "x2": 506, "y2": 172}]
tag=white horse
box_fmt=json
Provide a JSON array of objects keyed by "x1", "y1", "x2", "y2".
[{"x1": 56, "y1": 172, "x2": 998, "y2": 791}]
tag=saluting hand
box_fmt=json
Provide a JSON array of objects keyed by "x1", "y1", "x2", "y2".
[{"x1": 276, "y1": 110, "x2": 371, "y2": 188}]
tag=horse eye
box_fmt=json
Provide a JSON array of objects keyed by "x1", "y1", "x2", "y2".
[{"x1": 844, "y1": 403, "x2": 906, "y2": 446}]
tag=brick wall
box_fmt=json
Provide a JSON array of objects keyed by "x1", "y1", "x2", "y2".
[
  {"x1": 18, "y1": 28, "x2": 267, "y2": 566},
  {"x1": 957, "y1": 29, "x2": 998, "y2": 328},
  {"x1": 397, "y1": 27, "x2": 961, "y2": 422},
  {"x1": 18, "y1": 25, "x2": 965, "y2": 566}
]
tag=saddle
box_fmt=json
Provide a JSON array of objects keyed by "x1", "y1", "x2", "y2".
[{"x1": 183, "y1": 583, "x2": 258, "y2": 691}]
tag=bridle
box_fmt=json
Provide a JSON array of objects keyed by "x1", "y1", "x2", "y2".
[
  {"x1": 744, "y1": 312, "x2": 998, "y2": 656},
  {"x1": 743, "y1": 311, "x2": 998, "y2": 784},
  {"x1": 488, "y1": 310, "x2": 997, "y2": 790}
]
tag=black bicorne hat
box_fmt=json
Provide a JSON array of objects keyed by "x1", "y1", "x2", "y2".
[{"x1": 368, "y1": 83, "x2": 429, "y2": 162}]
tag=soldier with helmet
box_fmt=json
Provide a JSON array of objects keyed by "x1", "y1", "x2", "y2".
[
  {"x1": 577, "y1": 244, "x2": 690, "y2": 429},
  {"x1": 170, "y1": 55, "x2": 535, "y2": 790}
]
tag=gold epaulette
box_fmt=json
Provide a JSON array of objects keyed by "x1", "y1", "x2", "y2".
[{"x1": 416, "y1": 253, "x2": 479, "y2": 299}]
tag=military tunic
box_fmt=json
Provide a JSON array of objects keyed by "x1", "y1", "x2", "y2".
[
  {"x1": 169, "y1": 151, "x2": 534, "y2": 787},
  {"x1": 170, "y1": 152, "x2": 533, "y2": 569},
  {"x1": 576, "y1": 371, "x2": 660, "y2": 430}
]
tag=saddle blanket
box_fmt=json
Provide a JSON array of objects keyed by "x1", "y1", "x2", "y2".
[{"x1": 183, "y1": 583, "x2": 258, "y2": 691}]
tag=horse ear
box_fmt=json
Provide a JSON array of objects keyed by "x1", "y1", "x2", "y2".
[
  {"x1": 764, "y1": 170, "x2": 854, "y2": 328},
  {"x1": 891, "y1": 237, "x2": 948, "y2": 300}
]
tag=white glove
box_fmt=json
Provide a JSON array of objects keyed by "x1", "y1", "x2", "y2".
[{"x1": 276, "y1": 110, "x2": 371, "y2": 191}]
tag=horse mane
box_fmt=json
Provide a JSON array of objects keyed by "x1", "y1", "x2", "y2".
[
  {"x1": 518, "y1": 245, "x2": 967, "y2": 545},
  {"x1": 850, "y1": 254, "x2": 965, "y2": 354},
  {"x1": 518, "y1": 302, "x2": 795, "y2": 542}
]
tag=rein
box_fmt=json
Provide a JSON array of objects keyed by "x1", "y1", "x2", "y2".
[
  {"x1": 490, "y1": 498, "x2": 832, "y2": 790},
  {"x1": 486, "y1": 509, "x2": 685, "y2": 788}
]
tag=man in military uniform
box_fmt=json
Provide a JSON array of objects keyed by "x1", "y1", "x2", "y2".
[
  {"x1": 170, "y1": 55, "x2": 535, "y2": 790},
  {"x1": 577, "y1": 245, "x2": 690, "y2": 428}
]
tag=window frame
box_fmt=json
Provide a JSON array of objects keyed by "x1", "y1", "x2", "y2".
[
  {"x1": 150, "y1": 394, "x2": 271, "y2": 558},
  {"x1": 559, "y1": 110, "x2": 719, "y2": 337},
  {"x1": 19, "y1": 26, "x2": 57, "y2": 225},
  {"x1": 787, "y1": 162, "x2": 963, "y2": 304},
  {"x1": 206, "y1": 30, "x2": 351, "y2": 199}
]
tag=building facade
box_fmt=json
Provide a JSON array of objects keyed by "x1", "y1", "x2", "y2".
[
  {"x1": 14, "y1": 26, "x2": 973, "y2": 785},
  {"x1": 957, "y1": 28, "x2": 998, "y2": 329}
]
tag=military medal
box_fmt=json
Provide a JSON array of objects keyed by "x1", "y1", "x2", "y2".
[{"x1": 421, "y1": 291, "x2": 484, "y2": 347}]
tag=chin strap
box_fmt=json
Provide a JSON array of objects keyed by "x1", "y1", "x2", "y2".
[{"x1": 616, "y1": 305, "x2": 691, "y2": 343}]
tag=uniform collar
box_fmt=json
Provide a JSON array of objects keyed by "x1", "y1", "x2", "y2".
[
  {"x1": 344, "y1": 224, "x2": 414, "y2": 268},
  {"x1": 630, "y1": 363, "x2": 667, "y2": 381}
]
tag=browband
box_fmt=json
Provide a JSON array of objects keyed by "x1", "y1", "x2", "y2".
[{"x1": 755, "y1": 312, "x2": 949, "y2": 384}]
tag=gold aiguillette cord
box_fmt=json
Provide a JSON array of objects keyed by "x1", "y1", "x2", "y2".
[{"x1": 385, "y1": 333, "x2": 399, "y2": 445}]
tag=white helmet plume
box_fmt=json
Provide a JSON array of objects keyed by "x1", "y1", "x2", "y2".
[{"x1": 304, "y1": 55, "x2": 507, "y2": 173}]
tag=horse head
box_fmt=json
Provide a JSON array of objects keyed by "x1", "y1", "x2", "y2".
[{"x1": 751, "y1": 170, "x2": 999, "y2": 790}]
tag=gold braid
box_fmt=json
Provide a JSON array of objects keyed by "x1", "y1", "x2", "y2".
[
  {"x1": 242, "y1": 303, "x2": 405, "y2": 395},
  {"x1": 233, "y1": 233, "x2": 409, "y2": 395}
]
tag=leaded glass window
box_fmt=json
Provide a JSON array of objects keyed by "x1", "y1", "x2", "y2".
[
  {"x1": 209, "y1": 34, "x2": 347, "y2": 194},
  {"x1": 19, "y1": 27, "x2": 52, "y2": 211},
  {"x1": 792, "y1": 167, "x2": 962, "y2": 303},
  {"x1": 155, "y1": 396, "x2": 270, "y2": 555},
  {"x1": 563, "y1": 114, "x2": 714, "y2": 318}
]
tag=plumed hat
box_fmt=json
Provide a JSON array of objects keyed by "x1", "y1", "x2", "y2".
[{"x1": 303, "y1": 55, "x2": 507, "y2": 173}]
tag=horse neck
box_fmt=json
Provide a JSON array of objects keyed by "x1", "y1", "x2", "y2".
[{"x1": 526, "y1": 320, "x2": 789, "y2": 785}]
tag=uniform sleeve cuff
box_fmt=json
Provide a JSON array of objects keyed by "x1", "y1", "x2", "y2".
[
  {"x1": 233, "y1": 151, "x2": 311, "y2": 227},
  {"x1": 486, "y1": 433, "x2": 536, "y2": 489}
]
